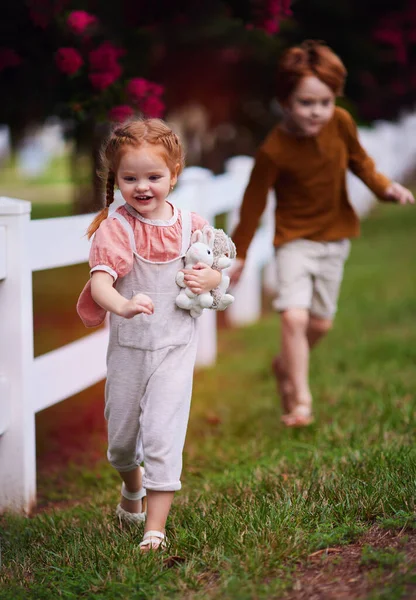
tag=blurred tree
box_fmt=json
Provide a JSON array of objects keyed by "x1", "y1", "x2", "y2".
[{"x1": 0, "y1": 0, "x2": 292, "y2": 211}]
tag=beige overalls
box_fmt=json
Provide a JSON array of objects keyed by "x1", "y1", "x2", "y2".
[{"x1": 105, "y1": 206, "x2": 198, "y2": 492}]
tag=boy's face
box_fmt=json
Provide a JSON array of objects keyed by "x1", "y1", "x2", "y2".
[{"x1": 285, "y1": 76, "x2": 336, "y2": 136}]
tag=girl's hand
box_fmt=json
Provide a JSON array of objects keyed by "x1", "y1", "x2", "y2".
[
  {"x1": 182, "y1": 263, "x2": 221, "y2": 295},
  {"x1": 385, "y1": 182, "x2": 415, "y2": 205},
  {"x1": 229, "y1": 258, "x2": 246, "y2": 286},
  {"x1": 120, "y1": 293, "x2": 154, "y2": 318}
]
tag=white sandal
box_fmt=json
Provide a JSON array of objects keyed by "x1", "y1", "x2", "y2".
[
  {"x1": 115, "y1": 466, "x2": 146, "y2": 524},
  {"x1": 139, "y1": 530, "x2": 167, "y2": 552}
]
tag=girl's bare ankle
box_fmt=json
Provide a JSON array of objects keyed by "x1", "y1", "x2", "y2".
[{"x1": 120, "y1": 496, "x2": 142, "y2": 513}]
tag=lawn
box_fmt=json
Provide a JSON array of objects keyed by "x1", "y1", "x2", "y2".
[{"x1": 0, "y1": 202, "x2": 415, "y2": 599}]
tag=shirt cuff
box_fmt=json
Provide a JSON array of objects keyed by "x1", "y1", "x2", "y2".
[{"x1": 90, "y1": 265, "x2": 118, "y2": 281}]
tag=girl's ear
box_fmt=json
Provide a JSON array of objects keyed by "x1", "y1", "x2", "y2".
[{"x1": 170, "y1": 163, "x2": 180, "y2": 187}]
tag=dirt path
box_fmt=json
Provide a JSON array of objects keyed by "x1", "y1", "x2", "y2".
[{"x1": 282, "y1": 527, "x2": 416, "y2": 600}]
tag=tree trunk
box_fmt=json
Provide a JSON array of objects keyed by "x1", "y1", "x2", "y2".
[{"x1": 71, "y1": 120, "x2": 109, "y2": 215}]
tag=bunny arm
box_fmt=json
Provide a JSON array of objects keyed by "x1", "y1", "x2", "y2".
[{"x1": 176, "y1": 271, "x2": 186, "y2": 287}]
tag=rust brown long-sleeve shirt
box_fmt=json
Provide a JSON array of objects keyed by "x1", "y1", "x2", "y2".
[{"x1": 232, "y1": 107, "x2": 392, "y2": 259}]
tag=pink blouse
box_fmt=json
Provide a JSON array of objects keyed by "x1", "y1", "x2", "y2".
[{"x1": 77, "y1": 203, "x2": 208, "y2": 327}]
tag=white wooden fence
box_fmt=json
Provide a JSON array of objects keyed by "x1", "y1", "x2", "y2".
[{"x1": 1, "y1": 112, "x2": 416, "y2": 514}]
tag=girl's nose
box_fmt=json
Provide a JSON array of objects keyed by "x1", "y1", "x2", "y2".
[{"x1": 136, "y1": 180, "x2": 149, "y2": 191}]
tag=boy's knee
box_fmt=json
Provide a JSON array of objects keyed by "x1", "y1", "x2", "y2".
[
  {"x1": 309, "y1": 316, "x2": 333, "y2": 335},
  {"x1": 281, "y1": 308, "x2": 309, "y2": 333}
]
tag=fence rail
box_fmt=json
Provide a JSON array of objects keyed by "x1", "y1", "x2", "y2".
[{"x1": 1, "y1": 112, "x2": 416, "y2": 514}]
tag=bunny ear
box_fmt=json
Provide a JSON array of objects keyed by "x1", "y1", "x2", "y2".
[
  {"x1": 191, "y1": 230, "x2": 203, "y2": 244},
  {"x1": 205, "y1": 227, "x2": 215, "y2": 248},
  {"x1": 203, "y1": 226, "x2": 215, "y2": 249}
]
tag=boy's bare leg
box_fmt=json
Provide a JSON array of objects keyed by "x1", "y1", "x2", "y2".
[
  {"x1": 119, "y1": 466, "x2": 145, "y2": 513},
  {"x1": 271, "y1": 355, "x2": 294, "y2": 414},
  {"x1": 274, "y1": 312, "x2": 333, "y2": 425},
  {"x1": 279, "y1": 309, "x2": 312, "y2": 418},
  {"x1": 273, "y1": 314, "x2": 332, "y2": 405},
  {"x1": 307, "y1": 315, "x2": 333, "y2": 347}
]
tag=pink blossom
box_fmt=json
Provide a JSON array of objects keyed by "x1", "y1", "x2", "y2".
[
  {"x1": 89, "y1": 65, "x2": 122, "y2": 90},
  {"x1": 140, "y1": 96, "x2": 165, "y2": 118},
  {"x1": 146, "y1": 82, "x2": 164, "y2": 96},
  {"x1": 67, "y1": 11, "x2": 97, "y2": 35},
  {"x1": 263, "y1": 18, "x2": 279, "y2": 34},
  {"x1": 108, "y1": 105, "x2": 135, "y2": 122},
  {"x1": 126, "y1": 78, "x2": 150, "y2": 101},
  {"x1": 0, "y1": 48, "x2": 21, "y2": 71},
  {"x1": 252, "y1": 0, "x2": 292, "y2": 35},
  {"x1": 55, "y1": 47, "x2": 83, "y2": 75},
  {"x1": 89, "y1": 42, "x2": 125, "y2": 72}
]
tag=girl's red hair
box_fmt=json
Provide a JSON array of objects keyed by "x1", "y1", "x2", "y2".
[{"x1": 276, "y1": 40, "x2": 347, "y2": 103}]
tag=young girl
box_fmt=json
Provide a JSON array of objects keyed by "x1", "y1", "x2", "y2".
[
  {"x1": 77, "y1": 118, "x2": 222, "y2": 551},
  {"x1": 230, "y1": 40, "x2": 414, "y2": 427}
]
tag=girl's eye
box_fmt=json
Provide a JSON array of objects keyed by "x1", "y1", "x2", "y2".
[
  {"x1": 124, "y1": 177, "x2": 136, "y2": 182},
  {"x1": 149, "y1": 175, "x2": 161, "y2": 181},
  {"x1": 299, "y1": 100, "x2": 312, "y2": 106},
  {"x1": 322, "y1": 99, "x2": 331, "y2": 107}
]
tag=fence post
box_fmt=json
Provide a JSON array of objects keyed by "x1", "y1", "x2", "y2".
[
  {"x1": 172, "y1": 167, "x2": 218, "y2": 367},
  {"x1": 224, "y1": 156, "x2": 266, "y2": 326},
  {"x1": 0, "y1": 197, "x2": 36, "y2": 514}
]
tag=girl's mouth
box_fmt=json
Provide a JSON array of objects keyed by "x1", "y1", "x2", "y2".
[{"x1": 135, "y1": 195, "x2": 153, "y2": 201}]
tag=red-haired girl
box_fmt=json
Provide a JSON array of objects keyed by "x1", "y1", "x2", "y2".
[
  {"x1": 77, "y1": 119, "x2": 223, "y2": 551},
  {"x1": 230, "y1": 41, "x2": 414, "y2": 427}
]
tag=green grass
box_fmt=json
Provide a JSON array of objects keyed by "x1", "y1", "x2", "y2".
[{"x1": 1, "y1": 203, "x2": 416, "y2": 599}]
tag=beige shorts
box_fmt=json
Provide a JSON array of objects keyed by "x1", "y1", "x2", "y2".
[{"x1": 272, "y1": 238, "x2": 351, "y2": 319}]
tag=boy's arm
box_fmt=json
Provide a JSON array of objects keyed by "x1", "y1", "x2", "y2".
[
  {"x1": 231, "y1": 150, "x2": 279, "y2": 260},
  {"x1": 343, "y1": 110, "x2": 414, "y2": 204}
]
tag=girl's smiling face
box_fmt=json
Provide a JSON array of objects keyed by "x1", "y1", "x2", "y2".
[
  {"x1": 283, "y1": 75, "x2": 336, "y2": 137},
  {"x1": 116, "y1": 144, "x2": 179, "y2": 220}
]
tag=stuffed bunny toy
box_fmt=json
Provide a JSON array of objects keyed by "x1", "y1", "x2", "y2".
[
  {"x1": 202, "y1": 226, "x2": 236, "y2": 311},
  {"x1": 175, "y1": 230, "x2": 215, "y2": 318}
]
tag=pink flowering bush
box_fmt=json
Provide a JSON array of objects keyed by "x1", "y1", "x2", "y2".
[
  {"x1": 89, "y1": 66, "x2": 122, "y2": 91},
  {"x1": 89, "y1": 42, "x2": 125, "y2": 72},
  {"x1": 126, "y1": 78, "x2": 151, "y2": 100},
  {"x1": 1, "y1": 0, "x2": 293, "y2": 128},
  {"x1": 67, "y1": 11, "x2": 97, "y2": 35},
  {"x1": 108, "y1": 105, "x2": 135, "y2": 122},
  {"x1": 251, "y1": 0, "x2": 292, "y2": 34},
  {"x1": 55, "y1": 47, "x2": 83, "y2": 75},
  {"x1": 140, "y1": 96, "x2": 165, "y2": 118}
]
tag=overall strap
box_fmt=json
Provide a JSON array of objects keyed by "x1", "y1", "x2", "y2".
[
  {"x1": 180, "y1": 209, "x2": 192, "y2": 255},
  {"x1": 111, "y1": 212, "x2": 137, "y2": 253}
]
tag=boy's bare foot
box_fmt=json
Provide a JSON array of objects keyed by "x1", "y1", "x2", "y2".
[
  {"x1": 271, "y1": 355, "x2": 294, "y2": 415},
  {"x1": 281, "y1": 412, "x2": 314, "y2": 427}
]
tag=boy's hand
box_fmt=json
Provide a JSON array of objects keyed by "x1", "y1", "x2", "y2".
[
  {"x1": 121, "y1": 293, "x2": 154, "y2": 318},
  {"x1": 229, "y1": 258, "x2": 246, "y2": 286},
  {"x1": 385, "y1": 182, "x2": 415, "y2": 205},
  {"x1": 182, "y1": 263, "x2": 221, "y2": 295}
]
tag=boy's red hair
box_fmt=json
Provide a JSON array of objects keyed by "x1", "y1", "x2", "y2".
[{"x1": 276, "y1": 40, "x2": 347, "y2": 103}]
